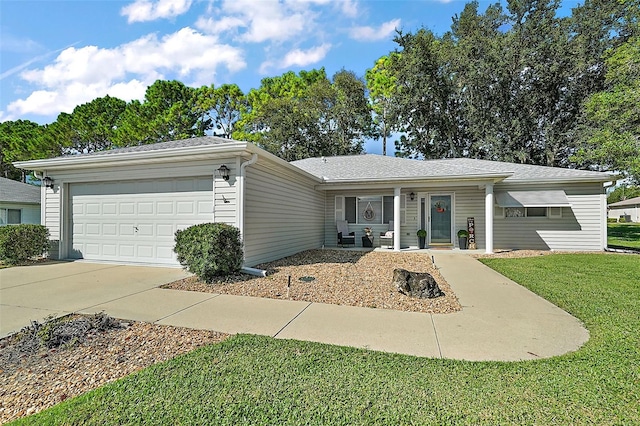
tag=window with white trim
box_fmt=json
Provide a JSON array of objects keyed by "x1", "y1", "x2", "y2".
[{"x1": 336, "y1": 195, "x2": 406, "y2": 225}]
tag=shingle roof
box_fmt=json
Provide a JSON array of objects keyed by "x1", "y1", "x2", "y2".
[
  {"x1": 68, "y1": 136, "x2": 233, "y2": 158},
  {"x1": 608, "y1": 196, "x2": 640, "y2": 207},
  {"x1": 0, "y1": 177, "x2": 41, "y2": 204},
  {"x1": 291, "y1": 155, "x2": 614, "y2": 183}
]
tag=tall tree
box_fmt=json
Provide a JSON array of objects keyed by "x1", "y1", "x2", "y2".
[
  {"x1": 366, "y1": 54, "x2": 400, "y2": 155},
  {"x1": 0, "y1": 120, "x2": 59, "y2": 180},
  {"x1": 51, "y1": 95, "x2": 126, "y2": 153},
  {"x1": 197, "y1": 84, "x2": 246, "y2": 138},
  {"x1": 390, "y1": 28, "x2": 464, "y2": 159},
  {"x1": 114, "y1": 80, "x2": 207, "y2": 147},
  {"x1": 235, "y1": 69, "x2": 369, "y2": 161},
  {"x1": 573, "y1": 36, "x2": 640, "y2": 183}
]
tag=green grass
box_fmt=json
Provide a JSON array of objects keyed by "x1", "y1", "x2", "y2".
[
  {"x1": 12, "y1": 254, "x2": 640, "y2": 425},
  {"x1": 608, "y1": 222, "x2": 640, "y2": 249}
]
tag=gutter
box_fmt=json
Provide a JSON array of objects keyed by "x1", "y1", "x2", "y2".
[{"x1": 238, "y1": 152, "x2": 258, "y2": 244}]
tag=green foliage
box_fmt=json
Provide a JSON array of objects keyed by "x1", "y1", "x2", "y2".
[
  {"x1": 197, "y1": 84, "x2": 246, "y2": 138},
  {"x1": 234, "y1": 68, "x2": 370, "y2": 161},
  {"x1": 366, "y1": 54, "x2": 400, "y2": 155},
  {"x1": 574, "y1": 36, "x2": 640, "y2": 182},
  {"x1": 607, "y1": 217, "x2": 618, "y2": 223},
  {"x1": 50, "y1": 95, "x2": 127, "y2": 153},
  {"x1": 607, "y1": 185, "x2": 640, "y2": 204},
  {"x1": 416, "y1": 229, "x2": 427, "y2": 237},
  {"x1": 457, "y1": 229, "x2": 469, "y2": 237},
  {"x1": 0, "y1": 120, "x2": 59, "y2": 180},
  {"x1": 174, "y1": 223, "x2": 243, "y2": 282},
  {"x1": 386, "y1": 0, "x2": 635, "y2": 166},
  {"x1": 17, "y1": 254, "x2": 640, "y2": 425},
  {"x1": 0, "y1": 224, "x2": 50, "y2": 265}
]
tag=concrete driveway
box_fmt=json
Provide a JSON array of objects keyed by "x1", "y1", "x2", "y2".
[
  {"x1": 0, "y1": 255, "x2": 590, "y2": 361},
  {"x1": 0, "y1": 262, "x2": 190, "y2": 338}
]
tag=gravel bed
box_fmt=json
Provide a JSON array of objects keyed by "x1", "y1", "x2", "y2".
[
  {"x1": 164, "y1": 249, "x2": 462, "y2": 314},
  {"x1": 0, "y1": 319, "x2": 226, "y2": 424}
]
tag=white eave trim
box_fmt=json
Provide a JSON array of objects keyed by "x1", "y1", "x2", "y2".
[{"x1": 315, "y1": 173, "x2": 511, "y2": 190}]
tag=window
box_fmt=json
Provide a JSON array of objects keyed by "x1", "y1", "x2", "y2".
[
  {"x1": 337, "y1": 195, "x2": 406, "y2": 225},
  {"x1": 0, "y1": 208, "x2": 21, "y2": 225},
  {"x1": 503, "y1": 207, "x2": 548, "y2": 218}
]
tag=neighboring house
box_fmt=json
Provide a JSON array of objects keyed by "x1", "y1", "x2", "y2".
[
  {"x1": 14, "y1": 137, "x2": 616, "y2": 267},
  {"x1": 608, "y1": 196, "x2": 640, "y2": 222},
  {"x1": 0, "y1": 177, "x2": 41, "y2": 226}
]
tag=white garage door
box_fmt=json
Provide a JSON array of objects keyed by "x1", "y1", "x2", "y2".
[{"x1": 69, "y1": 177, "x2": 214, "y2": 265}]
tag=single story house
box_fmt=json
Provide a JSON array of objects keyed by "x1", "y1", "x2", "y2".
[
  {"x1": 608, "y1": 196, "x2": 640, "y2": 222},
  {"x1": 15, "y1": 136, "x2": 616, "y2": 267},
  {"x1": 0, "y1": 177, "x2": 41, "y2": 226}
]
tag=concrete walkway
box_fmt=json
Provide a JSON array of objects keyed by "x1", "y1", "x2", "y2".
[{"x1": 0, "y1": 254, "x2": 589, "y2": 361}]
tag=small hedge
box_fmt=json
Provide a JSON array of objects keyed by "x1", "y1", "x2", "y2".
[
  {"x1": 174, "y1": 223, "x2": 244, "y2": 282},
  {"x1": 0, "y1": 224, "x2": 50, "y2": 265}
]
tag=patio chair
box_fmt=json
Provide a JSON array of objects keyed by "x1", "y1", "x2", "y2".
[
  {"x1": 379, "y1": 221, "x2": 394, "y2": 248},
  {"x1": 336, "y1": 220, "x2": 356, "y2": 247}
]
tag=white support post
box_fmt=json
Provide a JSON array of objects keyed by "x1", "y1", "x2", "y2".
[
  {"x1": 394, "y1": 187, "x2": 401, "y2": 252},
  {"x1": 485, "y1": 182, "x2": 494, "y2": 254}
]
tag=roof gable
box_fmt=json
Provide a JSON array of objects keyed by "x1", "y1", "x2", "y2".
[{"x1": 0, "y1": 177, "x2": 41, "y2": 204}]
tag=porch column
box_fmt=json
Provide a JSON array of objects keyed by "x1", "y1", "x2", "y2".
[
  {"x1": 394, "y1": 187, "x2": 401, "y2": 251},
  {"x1": 485, "y1": 182, "x2": 494, "y2": 254}
]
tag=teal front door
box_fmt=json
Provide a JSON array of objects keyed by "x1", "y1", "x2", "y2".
[{"x1": 429, "y1": 194, "x2": 452, "y2": 245}]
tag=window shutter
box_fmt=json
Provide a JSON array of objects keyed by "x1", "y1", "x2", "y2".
[{"x1": 335, "y1": 196, "x2": 344, "y2": 221}]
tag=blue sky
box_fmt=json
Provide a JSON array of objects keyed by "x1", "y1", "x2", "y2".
[{"x1": 1, "y1": 0, "x2": 580, "y2": 152}]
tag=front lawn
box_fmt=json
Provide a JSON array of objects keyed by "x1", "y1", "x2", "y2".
[
  {"x1": 608, "y1": 222, "x2": 640, "y2": 249},
  {"x1": 12, "y1": 254, "x2": 640, "y2": 425}
]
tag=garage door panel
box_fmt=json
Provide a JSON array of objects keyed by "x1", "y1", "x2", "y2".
[
  {"x1": 119, "y1": 203, "x2": 135, "y2": 215},
  {"x1": 70, "y1": 177, "x2": 214, "y2": 265}
]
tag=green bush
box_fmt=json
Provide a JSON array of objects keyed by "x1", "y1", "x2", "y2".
[
  {"x1": 607, "y1": 218, "x2": 618, "y2": 223},
  {"x1": 174, "y1": 223, "x2": 244, "y2": 282},
  {"x1": 619, "y1": 217, "x2": 626, "y2": 223},
  {"x1": 0, "y1": 224, "x2": 50, "y2": 265}
]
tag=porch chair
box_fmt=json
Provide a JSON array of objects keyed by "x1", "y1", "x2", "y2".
[
  {"x1": 379, "y1": 221, "x2": 394, "y2": 248},
  {"x1": 336, "y1": 220, "x2": 356, "y2": 247}
]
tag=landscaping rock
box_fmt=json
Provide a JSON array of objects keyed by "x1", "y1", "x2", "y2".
[{"x1": 393, "y1": 268, "x2": 444, "y2": 299}]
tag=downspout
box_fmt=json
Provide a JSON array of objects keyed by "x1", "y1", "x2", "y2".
[{"x1": 238, "y1": 153, "x2": 261, "y2": 276}]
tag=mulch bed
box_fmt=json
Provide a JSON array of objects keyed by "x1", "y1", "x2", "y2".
[{"x1": 163, "y1": 249, "x2": 462, "y2": 314}]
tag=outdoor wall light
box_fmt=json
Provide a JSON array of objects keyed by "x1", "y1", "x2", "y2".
[
  {"x1": 42, "y1": 176, "x2": 54, "y2": 189},
  {"x1": 409, "y1": 192, "x2": 415, "y2": 201},
  {"x1": 217, "y1": 164, "x2": 230, "y2": 181}
]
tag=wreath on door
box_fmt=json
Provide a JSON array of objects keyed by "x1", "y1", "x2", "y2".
[{"x1": 434, "y1": 201, "x2": 446, "y2": 213}]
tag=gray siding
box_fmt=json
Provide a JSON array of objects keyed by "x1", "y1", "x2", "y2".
[
  {"x1": 243, "y1": 158, "x2": 324, "y2": 266},
  {"x1": 0, "y1": 202, "x2": 40, "y2": 225},
  {"x1": 493, "y1": 182, "x2": 606, "y2": 251}
]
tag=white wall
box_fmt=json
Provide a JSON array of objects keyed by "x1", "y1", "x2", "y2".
[{"x1": 608, "y1": 205, "x2": 639, "y2": 222}]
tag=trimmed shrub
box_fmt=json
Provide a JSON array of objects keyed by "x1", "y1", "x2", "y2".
[
  {"x1": 607, "y1": 218, "x2": 618, "y2": 223},
  {"x1": 0, "y1": 224, "x2": 50, "y2": 265},
  {"x1": 174, "y1": 223, "x2": 244, "y2": 282}
]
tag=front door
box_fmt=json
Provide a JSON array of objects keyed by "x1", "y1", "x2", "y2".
[{"x1": 429, "y1": 194, "x2": 452, "y2": 245}]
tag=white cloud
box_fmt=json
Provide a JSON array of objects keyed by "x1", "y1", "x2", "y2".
[
  {"x1": 197, "y1": 0, "x2": 315, "y2": 43},
  {"x1": 121, "y1": 0, "x2": 193, "y2": 23},
  {"x1": 280, "y1": 43, "x2": 331, "y2": 68},
  {"x1": 2, "y1": 27, "x2": 246, "y2": 120},
  {"x1": 349, "y1": 19, "x2": 400, "y2": 42}
]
